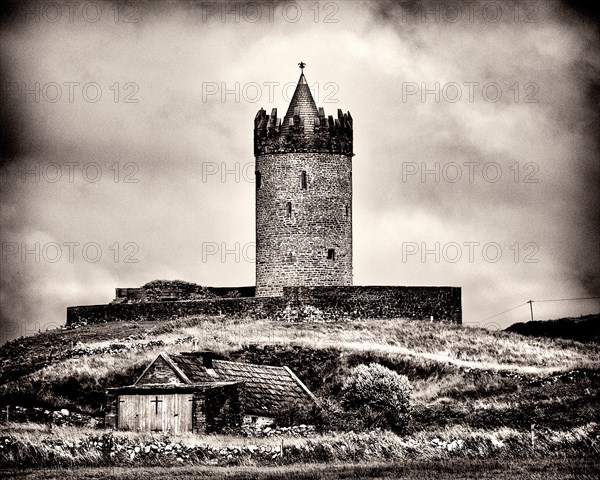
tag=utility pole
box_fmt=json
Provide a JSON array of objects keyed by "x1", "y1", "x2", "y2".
[{"x1": 527, "y1": 300, "x2": 534, "y2": 321}]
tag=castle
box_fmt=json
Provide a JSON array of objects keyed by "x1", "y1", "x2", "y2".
[
  {"x1": 254, "y1": 62, "x2": 353, "y2": 296},
  {"x1": 67, "y1": 64, "x2": 462, "y2": 325}
]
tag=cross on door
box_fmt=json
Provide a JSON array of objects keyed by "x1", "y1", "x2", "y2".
[{"x1": 151, "y1": 396, "x2": 163, "y2": 414}]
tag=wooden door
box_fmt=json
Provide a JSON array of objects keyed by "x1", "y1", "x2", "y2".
[
  {"x1": 148, "y1": 395, "x2": 163, "y2": 432},
  {"x1": 117, "y1": 394, "x2": 140, "y2": 431},
  {"x1": 117, "y1": 393, "x2": 193, "y2": 433},
  {"x1": 164, "y1": 393, "x2": 193, "y2": 434}
]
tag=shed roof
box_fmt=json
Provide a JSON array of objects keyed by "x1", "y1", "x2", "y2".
[{"x1": 135, "y1": 352, "x2": 316, "y2": 415}]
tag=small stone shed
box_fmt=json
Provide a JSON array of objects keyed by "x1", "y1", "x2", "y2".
[{"x1": 105, "y1": 352, "x2": 316, "y2": 434}]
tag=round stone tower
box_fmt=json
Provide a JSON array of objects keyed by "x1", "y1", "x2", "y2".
[{"x1": 254, "y1": 63, "x2": 354, "y2": 297}]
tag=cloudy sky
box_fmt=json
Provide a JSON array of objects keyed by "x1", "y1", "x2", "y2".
[{"x1": 1, "y1": 0, "x2": 599, "y2": 343}]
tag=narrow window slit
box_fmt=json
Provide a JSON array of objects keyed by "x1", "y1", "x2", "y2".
[{"x1": 255, "y1": 171, "x2": 261, "y2": 190}]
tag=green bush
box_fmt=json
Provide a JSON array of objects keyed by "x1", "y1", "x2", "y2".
[
  {"x1": 274, "y1": 398, "x2": 373, "y2": 433},
  {"x1": 312, "y1": 398, "x2": 350, "y2": 432},
  {"x1": 274, "y1": 400, "x2": 319, "y2": 427},
  {"x1": 340, "y1": 363, "x2": 412, "y2": 433}
]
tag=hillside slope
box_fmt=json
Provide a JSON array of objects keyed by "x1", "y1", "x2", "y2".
[
  {"x1": 1, "y1": 317, "x2": 599, "y2": 433},
  {"x1": 506, "y1": 313, "x2": 600, "y2": 343}
]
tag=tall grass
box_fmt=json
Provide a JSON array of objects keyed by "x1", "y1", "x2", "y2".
[
  {"x1": 1, "y1": 316, "x2": 598, "y2": 427},
  {"x1": 1, "y1": 422, "x2": 598, "y2": 469},
  {"x1": 26, "y1": 318, "x2": 600, "y2": 387}
]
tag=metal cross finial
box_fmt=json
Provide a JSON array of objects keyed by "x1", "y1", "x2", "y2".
[{"x1": 298, "y1": 61, "x2": 306, "y2": 72}]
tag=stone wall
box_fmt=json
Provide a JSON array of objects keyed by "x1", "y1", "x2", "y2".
[
  {"x1": 68, "y1": 296, "x2": 285, "y2": 325},
  {"x1": 202, "y1": 383, "x2": 244, "y2": 433},
  {"x1": 254, "y1": 107, "x2": 353, "y2": 157},
  {"x1": 254, "y1": 94, "x2": 354, "y2": 298},
  {"x1": 113, "y1": 281, "x2": 255, "y2": 303},
  {"x1": 255, "y1": 152, "x2": 353, "y2": 297},
  {"x1": 191, "y1": 393, "x2": 205, "y2": 433},
  {"x1": 284, "y1": 286, "x2": 462, "y2": 322},
  {"x1": 68, "y1": 285, "x2": 461, "y2": 325},
  {"x1": 104, "y1": 390, "x2": 118, "y2": 430},
  {"x1": 242, "y1": 415, "x2": 274, "y2": 428},
  {"x1": 137, "y1": 356, "x2": 184, "y2": 385}
]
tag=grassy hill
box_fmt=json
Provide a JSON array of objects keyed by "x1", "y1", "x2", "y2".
[
  {"x1": 1, "y1": 316, "x2": 598, "y2": 428},
  {"x1": 506, "y1": 313, "x2": 600, "y2": 343},
  {"x1": 0, "y1": 316, "x2": 599, "y2": 475}
]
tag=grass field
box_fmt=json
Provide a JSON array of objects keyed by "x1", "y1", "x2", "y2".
[
  {"x1": 1, "y1": 316, "x2": 598, "y2": 433},
  {"x1": 2, "y1": 458, "x2": 599, "y2": 480},
  {"x1": 1, "y1": 315, "x2": 598, "y2": 474}
]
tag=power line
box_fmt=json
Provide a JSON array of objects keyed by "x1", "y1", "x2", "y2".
[
  {"x1": 526, "y1": 296, "x2": 600, "y2": 322},
  {"x1": 480, "y1": 302, "x2": 528, "y2": 322},
  {"x1": 478, "y1": 295, "x2": 600, "y2": 324}
]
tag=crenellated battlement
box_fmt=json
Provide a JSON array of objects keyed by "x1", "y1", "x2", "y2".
[
  {"x1": 254, "y1": 106, "x2": 353, "y2": 156},
  {"x1": 254, "y1": 68, "x2": 354, "y2": 296}
]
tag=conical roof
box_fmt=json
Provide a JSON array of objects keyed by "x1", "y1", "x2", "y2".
[
  {"x1": 253, "y1": 64, "x2": 354, "y2": 157},
  {"x1": 281, "y1": 73, "x2": 319, "y2": 134}
]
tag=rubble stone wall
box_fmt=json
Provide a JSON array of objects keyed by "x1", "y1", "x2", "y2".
[{"x1": 68, "y1": 286, "x2": 461, "y2": 325}]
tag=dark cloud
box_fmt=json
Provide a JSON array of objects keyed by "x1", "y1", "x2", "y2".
[
  {"x1": 0, "y1": 0, "x2": 599, "y2": 342},
  {"x1": 561, "y1": 0, "x2": 600, "y2": 25},
  {"x1": 0, "y1": 52, "x2": 25, "y2": 165},
  {"x1": 355, "y1": 0, "x2": 600, "y2": 297}
]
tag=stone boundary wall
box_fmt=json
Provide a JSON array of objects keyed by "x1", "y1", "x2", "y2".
[
  {"x1": 284, "y1": 286, "x2": 462, "y2": 322},
  {"x1": 113, "y1": 285, "x2": 255, "y2": 303},
  {"x1": 67, "y1": 286, "x2": 461, "y2": 325},
  {"x1": 67, "y1": 297, "x2": 284, "y2": 325}
]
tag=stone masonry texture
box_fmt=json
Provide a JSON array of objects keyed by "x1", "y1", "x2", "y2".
[
  {"x1": 254, "y1": 73, "x2": 354, "y2": 297},
  {"x1": 67, "y1": 286, "x2": 462, "y2": 325},
  {"x1": 255, "y1": 152, "x2": 353, "y2": 297}
]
